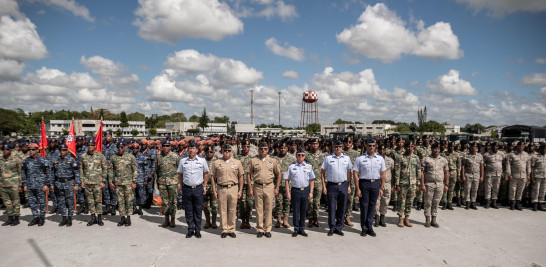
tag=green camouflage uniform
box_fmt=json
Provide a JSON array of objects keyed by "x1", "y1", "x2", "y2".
[
  {"x1": 204, "y1": 157, "x2": 218, "y2": 217},
  {"x1": 344, "y1": 148, "x2": 359, "y2": 217},
  {"x1": 0, "y1": 154, "x2": 22, "y2": 216},
  {"x1": 395, "y1": 153, "x2": 421, "y2": 216},
  {"x1": 387, "y1": 147, "x2": 404, "y2": 204},
  {"x1": 156, "y1": 151, "x2": 180, "y2": 216},
  {"x1": 109, "y1": 153, "x2": 138, "y2": 217},
  {"x1": 455, "y1": 150, "x2": 467, "y2": 201},
  {"x1": 274, "y1": 153, "x2": 296, "y2": 217},
  {"x1": 415, "y1": 145, "x2": 431, "y2": 203},
  {"x1": 236, "y1": 154, "x2": 254, "y2": 220},
  {"x1": 306, "y1": 150, "x2": 325, "y2": 222},
  {"x1": 441, "y1": 150, "x2": 461, "y2": 204},
  {"x1": 80, "y1": 152, "x2": 107, "y2": 214}
]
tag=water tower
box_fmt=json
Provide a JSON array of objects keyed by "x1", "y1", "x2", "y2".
[{"x1": 300, "y1": 90, "x2": 319, "y2": 128}]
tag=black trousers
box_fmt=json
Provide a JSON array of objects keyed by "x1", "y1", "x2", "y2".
[
  {"x1": 291, "y1": 186, "x2": 310, "y2": 232},
  {"x1": 327, "y1": 181, "x2": 348, "y2": 231},
  {"x1": 359, "y1": 179, "x2": 380, "y2": 231},
  {"x1": 183, "y1": 184, "x2": 204, "y2": 232}
]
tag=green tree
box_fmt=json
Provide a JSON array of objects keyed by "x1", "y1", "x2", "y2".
[
  {"x1": 334, "y1": 118, "x2": 352, "y2": 124},
  {"x1": 189, "y1": 115, "x2": 199, "y2": 122},
  {"x1": 131, "y1": 129, "x2": 139, "y2": 137},
  {"x1": 393, "y1": 123, "x2": 411, "y2": 133},
  {"x1": 120, "y1": 111, "x2": 129, "y2": 128},
  {"x1": 149, "y1": 129, "x2": 157, "y2": 136},
  {"x1": 305, "y1": 123, "x2": 321, "y2": 135},
  {"x1": 170, "y1": 112, "x2": 187, "y2": 122},
  {"x1": 417, "y1": 106, "x2": 427, "y2": 132},
  {"x1": 421, "y1": 120, "x2": 446, "y2": 133},
  {"x1": 114, "y1": 129, "x2": 123, "y2": 137},
  {"x1": 0, "y1": 108, "x2": 21, "y2": 135},
  {"x1": 198, "y1": 108, "x2": 209, "y2": 131},
  {"x1": 491, "y1": 131, "x2": 499, "y2": 138},
  {"x1": 409, "y1": 122, "x2": 418, "y2": 132},
  {"x1": 127, "y1": 112, "x2": 146, "y2": 121},
  {"x1": 372, "y1": 120, "x2": 395, "y2": 125}
]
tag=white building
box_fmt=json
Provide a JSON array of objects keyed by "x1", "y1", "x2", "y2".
[
  {"x1": 46, "y1": 120, "x2": 146, "y2": 137},
  {"x1": 445, "y1": 125, "x2": 461, "y2": 134},
  {"x1": 165, "y1": 122, "x2": 228, "y2": 136},
  {"x1": 320, "y1": 123, "x2": 393, "y2": 137}
]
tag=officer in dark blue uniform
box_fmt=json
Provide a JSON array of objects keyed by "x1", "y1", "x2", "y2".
[
  {"x1": 51, "y1": 144, "x2": 81, "y2": 226},
  {"x1": 131, "y1": 143, "x2": 149, "y2": 215},
  {"x1": 22, "y1": 143, "x2": 52, "y2": 226},
  {"x1": 76, "y1": 136, "x2": 88, "y2": 214},
  {"x1": 46, "y1": 138, "x2": 60, "y2": 214},
  {"x1": 102, "y1": 131, "x2": 118, "y2": 215}
]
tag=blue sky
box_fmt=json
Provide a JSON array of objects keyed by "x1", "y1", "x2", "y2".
[{"x1": 1, "y1": 0, "x2": 545, "y2": 127}]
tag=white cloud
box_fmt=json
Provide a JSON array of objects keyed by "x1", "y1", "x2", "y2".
[
  {"x1": 165, "y1": 49, "x2": 216, "y2": 74},
  {"x1": 134, "y1": 0, "x2": 243, "y2": 43},
  {"x1": 145, "y1": 69, "x2": 197, "y2": 102},
  {"x1": 311, "y1": 67, "x2": 384, "y2": 98},
  {"x1": 535, "y1": 58, "x2": 546, "y2": 64},
  {"x1": 0, "y1": 15, "x2": 47, "y2": 61},
  {"x1": 258, "y1": 1, "x2": 298, "y2": 21},
  {"x1": 42, "y1": 0, "x2": 94, "y2": 22},
  {"x1": 454, "y1": 0, "x2": 546, "y2": 18},
  {"x1": 520, "y1": 73, "x2": 546, "y2": 86},
  {"x1": 265, "y1": 37, "x2": 305, "y2": 61},
  {"x1": 282, "y1": 70, "x2": 299, "y2": 79},
  {"x1": 80, "y1": 55, "x2": 123, "y2": 77},
  {"x1": 0, "y1": 0, "x2": 23, "y2": 17},
  {"x1": 233, "y1": 0, "x2": 298, "y2": 21},
  {"x1": 427, "y1": 69, "x2": 478, "y2": 96},
  {"x1": 26, "y1": 67, "x2": 103, "y2": 89},
  {"x1": 336, "y1": 3, "x2": 462, "y2": 63},
  {"x1": 0, "y1": 59, "x2": 24, "y2": 80}
]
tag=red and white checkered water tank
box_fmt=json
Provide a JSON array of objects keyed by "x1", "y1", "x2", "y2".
[{"x1": 302, "y1": 90, "x2": 318, "y2": 103}]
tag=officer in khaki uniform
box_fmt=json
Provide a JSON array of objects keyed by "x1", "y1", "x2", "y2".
[
  {"x1": 483, "y1": 142, "x2": 505, "y2": 209},
  {"x1": 211, "y1": 144, "x2": 244, "y2": 238},
  {"x1": 421, "y1": 143, "x2": 449, "y2": 228},
  {"x1": 506, "y1": 141, "x2": 531, "y2": 210},
  {"x1": 461, "y1": 142, "x2": 484, "y2": 210},
  {"x1": 248, "y1": 142, "x2": 281, "y2": 238},
  {"x1": 531, "y1": 143, "x2": 546, "y2": 211},
  {"x1": 441, "y1": 142, "x2": 460, "y2": 210}
]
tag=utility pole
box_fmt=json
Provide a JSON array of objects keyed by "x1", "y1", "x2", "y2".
[
  {"x1": 250, "y1": 88, "x2": 254, "y2": 125},
  {"x1": 278, "y1": 91, "x2": 281, "y2": 126}
]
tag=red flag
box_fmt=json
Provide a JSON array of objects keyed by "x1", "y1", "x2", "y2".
[
  {"x1": 95, "y1": 121, "x2": 103, "y2": 153},
  {"x1": 66, "y1": 121, "x2": 77, "y2": 158},
  {"x1": 39, "y1": 120, "x2": 48, "y2": 157}
]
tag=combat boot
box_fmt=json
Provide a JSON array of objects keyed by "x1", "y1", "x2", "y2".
[
  {"x1": 38, "y1": 216, "x2": 45, "y2": 226},
  {"x1": 416, "y1": 202, "x2": 422, "y2": 211},
  {"x1": 470, "y1": 202, "x2": 478, "y2": 210},
  {"x1": 102, "y1": 205, "x2": 109, "y2": 215},
  {"x1": 160, "y1": 215, "x2": 169, "y2": 228},
  {"x1": 2, "y1": 216, "x2": 13, "y2": 226},
  {"x1": 373, "y1": 215, "x2": 379, "y2": 227},
  {"x1": 83, "y1": 203, "x2": 89, "y2": 214},
  {"x1": 307, "y1": 219, "x2": 313, "y2": 228},
  {"x1": 77, "y1": 203, "x2": 84, "y2": 215},
  {"x1": 509, "y1": 200, "x2": 515, "y2": 210},
  {"x1": 204, "y1": 212, "x2": 211, "y2": 229},
  {"x1": 532, "y1": 203, "x2": 537, "y2": 211},
  {"x1": 133, "y1": 206, "x2": 138, "y2": 215},
  {"x1": 211, "y1": 213, "x2": 218, "y2": 229},
  {"x1": 397, "y1": 216, "x2": 404, "y2": 227},
  {"x1": 441, "y1": 202, "x2": 446, "y2": 210},
  {"x1": 11, "y1": 216, "x2": 19, "y2": 226},
  {"x1": 425, "y1": 216, "x2": 431, "y2": 228},
  {"x1": 515, "y1": 201, "x2": 523, "y2": 211},
  {"x1": 465, "y1": 201, "x2": 470, "y2": 210},
  {"x1": 313, "y1": 220, "x2": 320, "y2": 227},
  {"x1": 87, "y1": 214, "x2": 97, "y2": 226},
  {"x1": 447, "y1": 203, "x2": 454, "y2": 210},
  {"x1": 538, "y1": 203, "x2": 544, "y2": 211},
  {"x1": 110, "y1": 205, "x2": 116, "y2": 216},
  {"x1": 275, "y1": 215, "x2": 282, "y2": 228},
  {"x1": 379, "y1": 215, "x2": 386, "y2": 227},
  {"x1": 484, "y1": 200, "x2": 490, "y2": 209},
  {"x1": 456, "y1": 197, "x2": 462, "y2": 207},
  {"x1": 125, "y1": 216, "x2": 131, "y2": 226},
  {"x1": 169, "y1": 215, "x2": 176, "y2": 228},
  {"x1": 391, "y1": 201, "x2": 397, "y2": 212},
  {"x1": 117, "y1": 216, "x2": 126, "y2": 226},
  {"x1": 59, "y1": 216, "x2": 67, "y2": 227},
  {"x1": 137, "y1": 206, "x2": 143, "y2": 215},
  {"x1": 66, "y1": 217, "x2": 72, "y2": 227},
  {"x1": 97, "y1": 214, "x2": 104, "y2": 226},
  {"x1": 283, "y1": 214, "x2": 290, "y2": 228},
  {"x1": 177, "y1": 202, "x2": 183, "y2": 210},
  {"x1": 345, "y1": 216, "x2": 354, "y2": 227},
  {"x1": 28, "y1": 217, "x2": 39, "y2": 226},
  {"x1": 404, "y1": 215, "x2": 412, "y2": 227},
  {"x1": 492, "y1": 199, "x2": 499, "y2": 209},
  {"x1": 431, "y1": 216, "x2": 439, "y2": 228}
]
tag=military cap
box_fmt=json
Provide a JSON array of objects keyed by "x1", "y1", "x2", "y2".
[
  {"x1": 396, "y1": 137, "x2": 404, "y2": 142},
  {"x1": 241, "y1": 139, "x2": 250, "y2": 146},
  {"x1": 280, "y1": 142, "x2": 288, "y2": 148},
  {"x1": 366, "y1": 138, "x2": 376, "y2": 144},
  {"x1": 88, "y1": 139, "x2": 96, "y2": 145},
  {"x1": 222, "y1": 144, "x2": 232, "y2": 151},
  {"x1": 333, "y1": 140, "x2": 342, "y2": 146},
  {"x1": 258, "y1": 142, "x2": 268, "y2": 148},
  {"x1": 343, "y1": 136, "x2": 353, "y2": 143},
  {"x1": 431, "y1": 143, "x2": 440, "y2": 149},
  {"x1": 404, "y1": 140, "x2": 412, "y2": 147},
  {"x1": 29, "y1": 143, "x2": 39, "y2": 149},
  {"x1": 309, "y1": 138, "x2": 318, "y2": 143},
  {"x1": 187, "y1": 140, "x2": 197, "y2": 147},
  {"x1": 105, "y1": 131, "x2": 113, "y2": 136},
  {"x1": 296, "y1": 147, "x2": 305, "y2": 154},
  {"x1": 1, "y1": 143, "x2": 13, "y2": 150},
  {"x1": 161, "y1": 140, "x2": 171, "y2": 146},
  {"x1": 132, "y1": 143, "x2": 140, "y2": 148},
  {"x1": 59, "y1": 144, "x2": 68, "y2": 149},
  {"x1": 117, "y1": 142, "x2": 126, "y2": 148},
  {"x1": 377, "y1": 144, "x2": 386, "y2": 150},
  {"x1": 76, "y1": 136, "x2": 84, "y2": 141},
  {"x1": 50, "y1": 138, "x2": 57, "y2": 143}
]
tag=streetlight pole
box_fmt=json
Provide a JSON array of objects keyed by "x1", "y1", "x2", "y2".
[{"x1": 278, "y1": 91, "x2": 281, "y2": 126}]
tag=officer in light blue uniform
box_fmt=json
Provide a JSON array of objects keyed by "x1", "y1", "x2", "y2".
[
  {"x1": 284, "y1": 147, "x2": 315, "y2": 237},
  {"x1": 22, "y1": 143, "x2": 53, "y2": 226},
  {"x1": 321, "y1": 140, "x2": 353, "y2": 236},
  {"x1": 177, "y1": 141, "x2": 209, "y2": 239},
  {"x1": 51, "y1": 144, "x2": 80, "y2": 227}
]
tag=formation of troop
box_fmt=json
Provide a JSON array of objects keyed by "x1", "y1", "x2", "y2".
[{"x1": 0, "y1": 132, "x2": 545, "y2": 239}]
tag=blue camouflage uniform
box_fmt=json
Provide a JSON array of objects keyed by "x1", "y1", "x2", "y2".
[
  {"x1": 143, "y1": 148, "x2": 157, "y2": 205},
  {"x1": 51, "y1": 155, "x2": 81, "y2": 217},
  {"x1": 132, "y1": 151, "x2": 150, "y2": 206},
  {"x1": 102, "y1": 142, "x2": 118, "y2": 207},
  {"x1": 46, "y1": 148, "x2": 60, "y2": 211},
  {"x1": 22, "y1": 156, "x2": 52, "y2": 218}
]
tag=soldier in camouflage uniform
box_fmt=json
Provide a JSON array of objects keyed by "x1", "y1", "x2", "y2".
[
  {"x1": 80, "y1": 140, "x2": 107, "y2": 226},
  {"x1": 156, "y1": 140, "x2": 180, "y2": 228},
  {"x1": 461, "y1": 142, "x2": 484, "y2": 210},
  {"x1": 530, "y1": 143, "x2": 546, "y2": 211},
  {"x1": 274, "y1": 142, "x2": 295, "y2": 228},
  {"x1": 109, "y1": 142, "x2": 138, "y2": 226},
  {"x1": 51, "y1": 144, "x2": 80, "y2": 227},
  {"x1": 102, "y1": 131, "x2": 118, "y2": 216},
  {"x1": 395, "y1": 141, "x2": 421, "y2": 228},
  {"x1": 236, "y1": 139, "x2": 253, "y2": 229},
  {"x1": 421, "y1": 143, "x2": 449, "y2": 228},
  {"x1": 46, "y1": 139, "x2": 60, "y2": 214},
  {"x1": 387, "y1": 137, "x2": 405, "y2": 211},
  {"x1": 441, "y1": 142, "x2": 460, "y2": 210},
  {"x1": 343, "y1": 136, "x2": 359, "y2": 227},
  {"x1": 483, "y1": 142, "x2": 505, "y2": 209},
  {"x1": 414, "y1": 135, "x2": 431, "y2": 210},
  {"x1": 22, "y1": 143, "x2": 52, "y2": 226},
  {"x1": 75, "y1": 136, "x2": 89, "y2": 214},
  {"x1": 140, "y1": 140, "x2": 156, "y2": 209},
  {"x1": 374, "y1": 144, "x2": 394, "y2": 227},
  {"x1": 306, "y1": 138, "x2": 325, "y2": 228},
  {"x1": 0, "y1": 144, "x2": 23, "y2": 226},
  {"x1": 16, "y1": 142, "x2": 30, "y2": 208},
  {"x1": 505, "y1": 141, "x2": 531, "y2": 210},
  {"x1": 131, "y1": 143, "x2": 149, "y2": 215},
  {"x1": 203, "y1": 146, "x2": 218, "y2": 229}
]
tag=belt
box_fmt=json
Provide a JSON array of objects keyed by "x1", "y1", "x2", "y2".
[
  {"x1": 218, "y1": 183, "x2": 237, "y2": 188},
  {"x1": 360, "y1": 179, "x2": 377, "y2": 182},
  {"x1": 55, "y1": 177, "x2": 75, "y2": 183},
  {"x1": 183, "y1": 183, "x2": 202, "y2": 189},
  {"x1": 292, "y1": 187, "x2": 308, "y2": 191},
  {"x1": 255, "y1": 181, "x2": 273, "y2": 186},
  {"x1": 327, "y1": 181, "x2": 347, "y2": 186}
]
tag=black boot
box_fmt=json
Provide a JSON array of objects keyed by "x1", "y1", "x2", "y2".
[
  {"x1": 111, "y1": 205, "x2": 116, "y2": 216},
  {"x1": 11, "y1": 216, "x2": 19, "y2": 226},
  {"x1": 38, "y1": 216, "x2": 45, "y2": 226},
  {"x1": 416, "y1": 202, "x2": 422, "y2": 210},
  {"x1": 492, "y1": 199, "x2": 498, "y2": 209},
  {"x1": 471, "y1": 202, "x2": 478, "y2": 210},
  {"x1": 102, "y1": 205, "x2": 109, "y2": 215},
  {"x1": 373, "y1": 215, "x2": 379, "y2": 227},
  {"x1": 391, "y1": 201, "x2": 397, "y2": 212},
  {"x1": 532, "y1": 203, "x2": 537, "y2": 211},
  {"x1": 59, "y1": 216, "x2": 67, "y2": 227},
  {"x1": 138, "y1": 206, "x2": 143, "y2": 215},
  {"x1": 447, "y1": 203, "x2": 454, "y2": 210},
  {"x1": 465, "y1": 201, "x2": 470, "y2": 210},
  {"x1": 441, "y1": 202, "x2": 447, "y2": 210},
  {"x1": 515, "y1": 201, "x2": 523, "y2": 211},
  {"x1": 133, "y1": 206, "x2": 138, "y2": 215},
  {"x1": 177, "y1": 202, "x2": 183, "y2": 210},
  {"x1": 2, "y1": 216, "x2": 13, "y2": 226},
  {"x1": 379, "y1": 215, "x2": 386, "y2": 227},
  {"x1": 509, "y1": 201, "x2": 515, "y2": 210},
  {"x1": 484, "y1": 200, "x2": 490, "y2": 209},
  {"x1": 97, "y1": 214, "x2": 104, "y2": 226},
  {"x1": 125, "y1": 216, "x2": 131, "y2": 226},
  {"x1": 87, "y1": 214, "x2": 97, "y2": 226},
  {"x1": 538, "y1": 203, "x2": 544, "y2": 211},
  {"x1": 66, "y1": 217, "x2": 72, "y2": 227},
  {"x1": 28, "y1": 217, "x2": 39, "y2": 226},
  {"x1": 83, "y1": 203, "x2": 89, "y2": 214},
  {"x1": 77, "y1": 203, "x2": 84, "y2": 215},
  {"x1": 117, "y1": 216, "x2": 126, "y2": 226},
  {"x1": 457, "y1": 197, "x2": 462, "y2": 207}
]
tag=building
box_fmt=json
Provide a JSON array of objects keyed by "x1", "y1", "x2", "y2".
[
  {"x1": 445, "y1": 125, "x2": 461, "y2": 134},
  {"x1": 46, "y1": 120, "x2": 146, "y2": 137},
  {"x1": 320, "y1": 123, "x2": 393, "y2": 137},
  {"x1": 165, "y1": 122, "x2": 228, "y2": 136}
]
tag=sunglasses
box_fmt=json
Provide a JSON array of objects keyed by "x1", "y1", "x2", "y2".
[
  {"x1": 223, "y1": 150, "x2": 232, "y2": 152},
  {"x1": 296, "y1": 154, "x2": 305, "y2": 157},
  {"x1": 259, "y1": 148, "x2": 268, "y2": 150},
  {"x1": 60, "y1": 149, "x2": 68, "y2": 151},
  {"x1": 29, "y1": 149, "x2": 38, "y2": 151},
  {"x1": 207, "y1": 151, "x2": 215, "y2": 153},
  {"x1": 1, "y1": 148, "x2": 9, "y2": 151},
  {"x1": 334, "y1": 145, "x2": 342, "y2": 148},
  {"x1": 368, "y1": 145, "x2": 376, "y2": 147},
  {"x1": 163, "y1": 145, "x2": 170, "y2": 147}
]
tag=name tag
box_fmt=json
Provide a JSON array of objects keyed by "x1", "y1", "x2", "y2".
[
  {"x1": 231, "y1": 163, "x2": 237, "y2": 168},
  {"x1": 267, "y1": 162, "x2": 273, "y2": 166}
]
